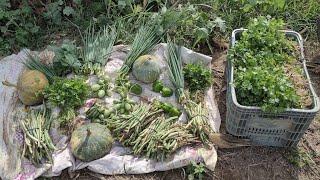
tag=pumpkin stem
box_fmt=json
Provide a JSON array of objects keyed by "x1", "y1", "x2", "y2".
[
  {"x1": 2, "y1": 80, "x2": 17, "y2": 88},
  {"x1": 86, "y1": 128, "x2": 91, "y2": 137}
]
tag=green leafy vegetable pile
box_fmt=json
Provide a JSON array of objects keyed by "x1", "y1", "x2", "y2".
[
  {"x1": 50, "y1": 40, "x2": 81, "y2": 76},
  {"x1": 229, "y1": 17, "x2": 306, "y2": 112},
  {"x1": 183, "y1": 63, "x2": 212, "y2": 92},
  {"x1": 43, "y1": 78, "x2": 89, "y2": 110}
]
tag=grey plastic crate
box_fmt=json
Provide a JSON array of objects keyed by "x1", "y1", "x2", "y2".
[{"x1": 226, "y1": 29, "x2": 320, "y2": 147}]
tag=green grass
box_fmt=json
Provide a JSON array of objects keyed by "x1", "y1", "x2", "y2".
[{"x1": 284, "y1": 148, "x2": 317, "y2": 168}]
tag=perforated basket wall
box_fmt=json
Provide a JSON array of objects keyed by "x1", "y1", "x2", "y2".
[{"x1": 226, "y1": 29, "x2": 320, "y2": 147}]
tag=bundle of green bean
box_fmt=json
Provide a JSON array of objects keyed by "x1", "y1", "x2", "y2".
[
  {"x1": 132, "y1": 115, "x2": 197, "y2": 160},
  {"x1": 184, "y1": 101, "x2": 212, "y2": 145},
  {"x1": 20, "y1": 109, "x2": 55, "y2": 164},
  {"x1": 107, "y1": 103, "x2": 163, "y2": 146},
  {"x1": 166, "y1": 41, "x2": 213, "y2": 145},
  {"x1": 107, "y1": 102, "x2": 198, "y2": 160}
]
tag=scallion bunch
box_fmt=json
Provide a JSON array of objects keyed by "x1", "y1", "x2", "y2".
[
  {"x1": 166, "y1": 42, "x2": 186, "y2": 102},
  {"x1": 23, "y1": 51, "x2": 56, "y2": 83},
  {"x1": 119, "y1": 25, "x2": 159, "y2": 75},
  {"x1": 81, "y1": 25, "x2": 117, "y2": 74}
]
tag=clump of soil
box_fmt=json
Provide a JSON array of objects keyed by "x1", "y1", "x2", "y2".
[
  {"x1": 284, "y1": 63, "x2": 313, "y2": 108},
  {"x1": 284, "y1": 42, "x2": 313, "y2": 109}
]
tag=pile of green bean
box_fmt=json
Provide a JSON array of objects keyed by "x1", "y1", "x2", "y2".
[
  {"x1": 132, "y1": 115, "x2": 197, "y2": 160},
  {"x1": 20, "y1": 109, "x2": 55, "y2": 164},
  {"x1": 184, "y1": 101, "x2": 212, "y2": 145},
  {"x1": 107, "y1": 103, "x2": 163, "y2": 146},
  {"x1": 107, "y1": 102, "x2": 198, "y2": 160}
]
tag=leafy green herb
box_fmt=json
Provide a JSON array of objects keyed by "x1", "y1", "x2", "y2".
[
  {"x1": 229, "y1": 17, "x2": 301, "y2": 112},
  {"x1": 183, "y1": 63, "x2": 212, "y2": 92},
  {"x1": 186, "y1": 161, "x2": 206, "y2": 180},
  {"x1": 49, "y1": 40, "x2": 81, "y2": 76},
  {"x1": 235, "y1": 66, "x2": 300, "y2": 112},
  {"x1": 43, "y1": 78, "x2": 89, "y2": 110}
]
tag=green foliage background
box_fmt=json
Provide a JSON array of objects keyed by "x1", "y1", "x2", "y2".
[{"x1": 0, "y1": 0, "x2": 319, "y2": 56}]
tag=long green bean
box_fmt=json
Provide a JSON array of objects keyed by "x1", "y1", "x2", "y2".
[{"x1": 21, "y1": 109, "x2": 55, "y2": 165}]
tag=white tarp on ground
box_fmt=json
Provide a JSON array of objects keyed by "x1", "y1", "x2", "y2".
[{"x1": 0, "y1": 43, "x2": 221, "y2": 180}]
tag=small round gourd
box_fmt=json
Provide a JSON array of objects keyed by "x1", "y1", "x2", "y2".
[
  {"x1": 132, "y1": 55, "x2": 161, "y2": 83},
  {"x1": 70, "y1": 123, "x2": 114, "y2": 162},
  {"x1": 3, "y1": 70, "x2": 49, "y2": 105}
]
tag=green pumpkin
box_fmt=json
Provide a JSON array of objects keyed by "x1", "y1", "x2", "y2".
[
  {"x1": 70, "y1": 123, "x2": 114, "y2": 162},
  {"x1": 132, "y1": 55, "x2": 161, "y2": 83}
]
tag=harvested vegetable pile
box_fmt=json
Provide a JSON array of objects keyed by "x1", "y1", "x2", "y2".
[
  {"x1": 166, "y1": 41, "x2": 214, "y2": 145},
  {"x1": 228, "y1": 17, "x2": 312, "y2": 112},
  {"x1": 3, "y1": 23, "x2": 220, "y2": 177},
  {"x1": 20, "y1": 108, "x2": 55, "y2": 165}
]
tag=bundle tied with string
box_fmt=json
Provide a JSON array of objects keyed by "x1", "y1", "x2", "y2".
[{"x1": 166, "y1": 41, "x2": 214, "y2": 146}]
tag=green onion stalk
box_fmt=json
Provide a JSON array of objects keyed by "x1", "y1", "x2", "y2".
[
  {"x1": 81, "y1": 25, "x2": 117, "y2": 75},
  {"x1": 23, "y1": 51, "x2": 56, "y2": 83},
  {"x1": 166, "y1": 41, "x2": 213, "y2": 145},
  {"x1": 118, "y1": 25, "x2": 159, "y2": 76},
  {"x1": 166, "y1": 42, "x2": 186, "y2": 103}
]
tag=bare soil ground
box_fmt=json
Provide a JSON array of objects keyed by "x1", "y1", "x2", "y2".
[{"x1": 49, "y1": 42, "x2": 320, "y2": 180}]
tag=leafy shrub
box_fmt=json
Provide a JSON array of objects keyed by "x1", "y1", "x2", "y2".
[
  {"x1": 0, "y1": 0, "x2": 226, "y2": 56},
  {"x1": 151, "y1": 4, "x2": 225, "y2": 51},
  {"x1": 0, "y1": 1, "x2": 41, "y2": 55},
  {"x1": 212, "y1": 0, "x2": 320, "y2": 40},
  {"x1": 49, "y1": 40, "x2": 81, "y2": 76},
  {"x1": 186, "y1": 161, "x2": 206, "y2": 180}
]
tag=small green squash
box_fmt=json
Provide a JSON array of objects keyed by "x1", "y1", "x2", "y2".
[
  {"x1": 70, "y1": 123, "x2": 114, "y2": 162},
  {"x1": 2, "y1": 70, "x2": 49, "y2": 105},
  {"x1": 132, "y1": 55, "x2": 161, "y2": 83}
]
